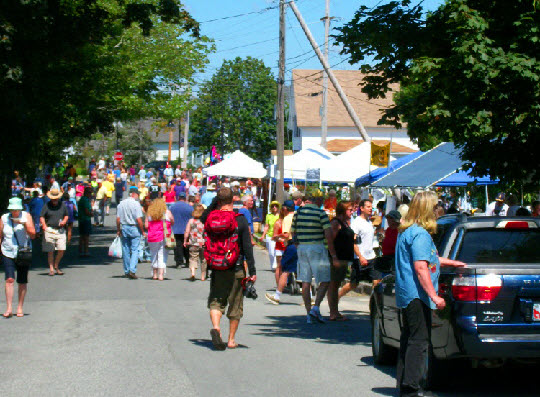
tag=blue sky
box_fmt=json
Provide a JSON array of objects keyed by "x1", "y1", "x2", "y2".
[{"x1": 184, "y1": 0, "x2": 444, "y2": 87}]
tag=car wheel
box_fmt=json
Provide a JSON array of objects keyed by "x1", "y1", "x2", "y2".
[{"x1": 371, "y1": 308, "x2": 398, "y2": 365}]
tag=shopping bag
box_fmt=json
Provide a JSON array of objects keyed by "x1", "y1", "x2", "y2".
[
  {"x1": 108, "y1": 236, "x2": 123, "y2": 258},
  {"x1": 163, "y1": 219, "x2": 176, "y2": 250}
]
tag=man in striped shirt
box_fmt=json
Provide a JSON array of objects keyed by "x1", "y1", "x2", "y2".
[{"x1": 290, "y1": 194, "x2": 339, "y2": 323}]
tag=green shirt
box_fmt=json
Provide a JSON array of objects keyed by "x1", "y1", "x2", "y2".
[
  {"x1": 290, "y1": 204, "x2": 330, "y2": 245},
  {"x1": 265, "y1": 213, "x2": 279, "y2": 237},
  {"x1": 78, "y1": 196, "x2": 92, "y2": 222}
]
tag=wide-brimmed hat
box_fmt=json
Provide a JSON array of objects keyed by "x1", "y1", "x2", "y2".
[
  {"x1": 47, "y1": 188, "x2": 62, "y2": 200},
  {"x1": 207, "y1": 183, "x2": 216, "y2": 191},
  {"x1": 291, "y1": 190, "x2": 304, "y2": 199},
  {"x1": 7, "y1": 197, "x2": 23, "y2": 210},
  {"x1": 270, "y1": 200, "x2": 281, "y2": 209}
]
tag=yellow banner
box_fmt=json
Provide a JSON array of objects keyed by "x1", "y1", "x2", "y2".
[{"x1": 370, "y1": 142, "x2": 391, "y2": 167}]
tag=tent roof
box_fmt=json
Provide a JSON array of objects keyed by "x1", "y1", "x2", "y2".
[
  {"x1": 436, "y1": 169, "x2": 499, "y2": 187},
  {"x1": 204, "y1": 150, "x2": 267, "y2": 178},
  {"x1": 371, "y1": 142, "x2": 464, "y2": 188},
  {"x1": 321, "y1": 142, "x2": 385, "y2": 183},
  {"x1": 355, "y1": 151, "x2": 424, "y2": 187}
]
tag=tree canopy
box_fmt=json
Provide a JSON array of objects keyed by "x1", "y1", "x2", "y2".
[
  {"x1": 335, "y1": 0, "x2": 540, "y2": 185},
  {"x1": 190, "y1": 57, "x2": 277, "y2": 163},
  {"x1": 0, "y1": 0, "x2": 212, "y2": 201}
]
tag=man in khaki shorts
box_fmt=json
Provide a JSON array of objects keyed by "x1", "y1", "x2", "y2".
[{"x1": 40, "y1": 189, "x2": 69, "y2": 276}]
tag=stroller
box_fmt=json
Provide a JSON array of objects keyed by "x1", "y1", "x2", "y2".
[{"x1": 282, "y1": 244, "x2": 316, "y2": 297}]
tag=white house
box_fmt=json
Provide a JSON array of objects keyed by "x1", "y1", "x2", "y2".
[{"x1": 288, "y1": 69, "x2": 418, "y2": 158}]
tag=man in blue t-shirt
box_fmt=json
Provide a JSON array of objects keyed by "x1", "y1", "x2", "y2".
[
  {"x1": 169, "y1": 193, "x2": 193, "y2": 267},
  {"x1": 238, "y1": 194, "x2": 254, "y2": 234}
]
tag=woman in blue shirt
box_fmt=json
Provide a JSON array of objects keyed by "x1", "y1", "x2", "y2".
[{"x1": 395, "y1": 191, "x2": 465, "y2": 397}]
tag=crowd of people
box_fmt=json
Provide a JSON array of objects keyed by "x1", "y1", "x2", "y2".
[{"x1": 4, "y1": 161, "x2": 540, "y2": 396}]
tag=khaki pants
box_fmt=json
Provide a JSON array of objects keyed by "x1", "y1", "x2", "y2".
[{"x1": 189, "y1": 245, "x2": 207, "y2": 274}]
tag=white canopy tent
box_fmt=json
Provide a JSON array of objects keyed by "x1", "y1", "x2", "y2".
[
  {"x1": 204, "y1": 150, "x2": 267, "y2": 179},
  {"x1": 269, "y1": 145, "x2": 335, "y2": 181},
  {"x1": 320, "y1": 142, "x2": 394, "y2": 183}
]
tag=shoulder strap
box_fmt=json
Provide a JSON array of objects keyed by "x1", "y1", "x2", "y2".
[{"x1": 9, "y1": 215, "x2": 23, "y2": 248}]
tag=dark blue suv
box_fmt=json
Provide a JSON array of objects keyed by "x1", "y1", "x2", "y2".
[{"x1": 370, "y1": 215, "x2": 540, "y2": 386}]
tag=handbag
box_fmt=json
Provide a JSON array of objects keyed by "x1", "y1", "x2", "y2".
[
  {"x1": 10, "y1": 216, "x2": 32, "y2": 266},
  {"x1": 163, "y1": 218, "x2": 176, "y2": 250}
]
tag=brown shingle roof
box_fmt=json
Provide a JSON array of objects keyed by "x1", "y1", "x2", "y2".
[
  {"x1": 292, "y1": 69, "x2": 400, "y2": 128},
  {"x1": 326, "y1": 139, "x2": 417, "y2": 154}
]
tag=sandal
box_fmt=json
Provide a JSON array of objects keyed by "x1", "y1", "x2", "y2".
[
  {"x1": 3, "y1": 312, "x2": 13, "y2": 318},
  {"x1": 329, "y1": 314, "x2": 349, "y2": 321},
  {"x1": 48, "y1": 271, "x2": 55, "y2": 276},
  {"x1": 55, "y1": 269, "x2": 64, "y2": 276},
  {"x1": 16, "y1": 312, "x2": 24, "y2": 317},
  {"x1": 210, "y1": 329, "x2": 226, "y2": 351}
]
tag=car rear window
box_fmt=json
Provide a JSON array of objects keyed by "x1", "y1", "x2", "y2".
[
  {"x1": 456, "y1": 228, "x2": 540, "y2": 263},
  {"x1": 434, "y1": 218, "x2": 458, "y2": 251}
]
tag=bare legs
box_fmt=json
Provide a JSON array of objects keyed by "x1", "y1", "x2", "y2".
[
  {"x1": 210, "y1": 309, "x2": 240, "y2": 348},
  {"x1": 4, "y1": 280, "x2": 26, "y2": 317},
  {"x1": 302, "y1": 281, "x2": 329, "y2": 313},
  {"x1": 328, "y1": 280, "x2": 341, "y2": 319},
  {"x1": 48, "y1": 250, "x2": 65, "y2": 274},
  {"x1": 274, "y1": 256, "x2": 282, "y2": 288}
]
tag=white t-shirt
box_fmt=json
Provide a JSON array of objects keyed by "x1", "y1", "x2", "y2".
[
  {"x1": 98, "y1": 160, "x2": 105, "y2": 169},
  {"x1": 174, "y1": 168, "x2": 182, "y2": 177},
  {"x1": 486, "y1": 201, "x2": 509, "y2": 216},
  {"x1": 351, "y1": 216, "x2": 376, "y2": 260}
]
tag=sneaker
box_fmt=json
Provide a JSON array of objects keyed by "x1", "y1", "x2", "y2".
[
  {"x1": 309, "y1": 308, "x2": 325, "y2": 323},
  {"x1": 306, "y1": 315, "x2": 313, "y2": 324},
  {"x1": 265, "y1": 292, "x2": 280, "y2": 305}
]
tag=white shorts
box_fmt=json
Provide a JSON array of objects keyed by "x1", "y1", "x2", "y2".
[
  {"x1": 297, "y1": 243, "x2": 330, "y2": 284},
  {"x1": 43, "y1": 228, "x2": 67, "y2": 252}
]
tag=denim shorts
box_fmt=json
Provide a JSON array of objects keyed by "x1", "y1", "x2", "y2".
[
  {"x1": 2, "y1": 255, "x2": 29, "y2": 284},
  {"x1": 297, "y1": 244, "x2": 330, "y2": 284}
]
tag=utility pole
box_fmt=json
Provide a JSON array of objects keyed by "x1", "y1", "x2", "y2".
[
  {"x1": 276, "y1": 0, "x2": 286, "y2": 203},
  {"x1": 182, "y1": 110, "x2": 189, "y2": 168},
  {"x1": 289, "y1": 1, "x2": 370, "y2": 142},
  {"x1": 320, "y1": 0, "x2": 330, "y2": 149}
]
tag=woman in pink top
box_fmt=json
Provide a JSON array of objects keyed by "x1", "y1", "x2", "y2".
[
  {"x1": 163, "y1": 183, "x2": 176, "y2": 207},
  {"x1": 145, "y1": 198, "x2": 174, "y2": 280}
]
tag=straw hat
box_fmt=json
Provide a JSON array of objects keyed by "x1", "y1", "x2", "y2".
[
  {"x1": 47, "y1": 188, "x2": 62, "y2": 200},
  {"x1": 207, "y1": 183, "x2": 216, "y2": 191}
]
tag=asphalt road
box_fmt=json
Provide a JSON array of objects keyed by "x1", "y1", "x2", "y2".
[{"x1": 0, "y1": 210, "x2": 537, "y2": 397}]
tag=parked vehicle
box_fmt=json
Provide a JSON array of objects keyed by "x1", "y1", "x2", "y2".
[{"x1": 370, "y1": 215, "x2": 540, "y2": 387}]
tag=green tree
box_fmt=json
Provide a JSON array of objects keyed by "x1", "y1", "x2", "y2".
[
  {"x1": 335, "y1": 0, "x2": 540, "y2": 185},
  {"x1": 190, "y1": 57, "x2": 277, "y2": 163},
  {"x1": 0, "y1": 0, "x2": 210, "y2": 204}
]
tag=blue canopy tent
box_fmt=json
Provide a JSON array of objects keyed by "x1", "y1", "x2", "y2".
[
  {"x1": 371, "y1": 142, "x2": 498, "y2": 188},
  {"x1": 355, "y1": 151, "x2": 424, "y2": 187},
  {"x1": 436, "y1": 169, "x2": 499, "y2": 187}
]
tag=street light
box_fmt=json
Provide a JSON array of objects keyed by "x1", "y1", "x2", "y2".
[{"x1": 113, "y1": 121, "x2": 123, "y2": 150}]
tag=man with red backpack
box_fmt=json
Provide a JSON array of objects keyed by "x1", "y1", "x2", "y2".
[{"x1": 204, "y1": 187, "x2": 256, "y2": 350}]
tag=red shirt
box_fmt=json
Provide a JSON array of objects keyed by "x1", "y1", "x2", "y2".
[
  {"x1": 164, "y1": 190, "x2": 176, "y2": 203},
  {"x1": 382, "y1": 227, "x2": 398, "y2": 256}
]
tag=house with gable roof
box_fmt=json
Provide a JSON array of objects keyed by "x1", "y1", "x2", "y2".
[{"x1": 288, "y1": 69, "x2": 418, "y2": 158}]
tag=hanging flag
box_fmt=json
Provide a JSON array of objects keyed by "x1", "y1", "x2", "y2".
[{"x1": 370, "y1": 142, "x2": 391, "y2": 167}]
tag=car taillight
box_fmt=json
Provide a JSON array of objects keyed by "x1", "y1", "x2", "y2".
[
  {"x1": 451, "y1": 275, "x2": 502, "y2": 302},
  {"x1": 452, "y1": 276, "x2": 476, "y2": 301},
  {"x1": 476, "y1": 274, "x2": 502, "y2": 302}
]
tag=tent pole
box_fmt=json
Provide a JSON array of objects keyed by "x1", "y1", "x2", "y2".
[
  {"x1": 485, "y1": 185, "x2": 489, "y2": 212},
  {"x1": 268, "y1": 175, "x2": 273, "y2": 213}
]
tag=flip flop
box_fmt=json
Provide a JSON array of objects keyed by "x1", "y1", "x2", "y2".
[
  {"x1": 16, "y1": 312, "x2": 24, "y2": 317},
  {"x1": 48, "y1": 272, "x2": 55, "y2": 276},
  {"x1": 210, "y1": 329, "x2": 226, "y2": 351},
  {"x1": 55, "y1": 269, "x2": 64, "y2": 275},
  {"x1": 329, "y1": 315, "x2": 349, "y2": 321},
  {"x1": 3, "y1": 312, "x2": 13, "y2": 318},
  {"x1": 227, "y1": 343, "x2": 238, "y2": 349}
]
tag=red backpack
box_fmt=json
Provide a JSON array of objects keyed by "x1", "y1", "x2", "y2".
[{"x1": 204, "y1": 210, "x2": 240, "y2": 270}]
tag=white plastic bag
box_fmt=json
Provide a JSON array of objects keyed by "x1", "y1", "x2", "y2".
[{"x1": 108, "y1": 236, "x2": 123, "y2": 258}]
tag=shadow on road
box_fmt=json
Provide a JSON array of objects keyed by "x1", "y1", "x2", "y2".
[{"x1": 249, "y1": 311, "x2": 372, "y2": 345}]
